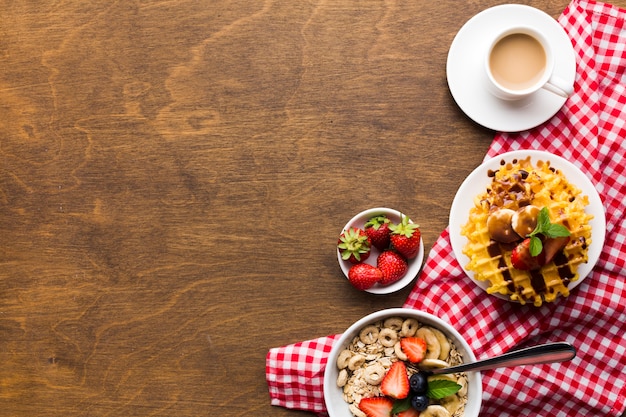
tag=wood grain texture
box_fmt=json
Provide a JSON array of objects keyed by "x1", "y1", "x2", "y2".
[{"x1": 2, "y1": 1, "x2": 625, "y2": 416}]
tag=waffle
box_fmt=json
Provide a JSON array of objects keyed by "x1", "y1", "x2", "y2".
[{"x1": 461, "y1": 156, "x2": 593, "y2": 306}]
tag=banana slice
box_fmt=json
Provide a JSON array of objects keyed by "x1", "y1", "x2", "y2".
[
  {"x1": 427, "y1": 374, "x2": 457, "y2": 384},
  {"x1": 416, "y1": 327, "x2": 441, "y2": 359},
  {"x1": 429, "y1": 327, "x2": 451, "y2": 361},
  {"x1": 512, "y1": 205, "x2": 540, "y2": 237},
  {"x1": 419, "y1": 358, "x2": 450, "y2": 370},
  {"x1": 394, "y1": 341, "x2": 408, "y2": 361},
  {"x1": 420, "y1": 405, "x2": 452, "y2": 417},
  {"x1": 439, "y1": 394, "x2": 463, "y2": 415},
  {"x1": 487, "y1": 208, "x2": 518, "y2": 243},
  {"x1": 349, "y1": 403, "x2": 367, "y2": 417},
  {"x1": 427, "y1": 374, "x2": 465, "y2": 415},
  {"x1": 456, "y1": 375, "x2": 468, "y2": 397}
]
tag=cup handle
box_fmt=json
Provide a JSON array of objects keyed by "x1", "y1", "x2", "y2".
[{"x1": 542, "y1": 74, "x2": 574, "y2": 98}]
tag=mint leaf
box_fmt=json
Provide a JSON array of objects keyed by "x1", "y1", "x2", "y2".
[
  {"x1": 527, "y1": 207, "x2": 571, "y2": 257},
  {"x1": 544, "y1": 223, "x2": 571, "y2": 238},
  {"x1": 427, "y1": 379, "x2": 462, "y2": 399},
  {"x1": 529, "y1": 236, "x2": 543, "y2": 257},
  {"x1": 536, "y1": 207, "x2": 551, "y2": 234},
  {"x1": 391, "y1": 397, "x2": 412, "y2": 414}
]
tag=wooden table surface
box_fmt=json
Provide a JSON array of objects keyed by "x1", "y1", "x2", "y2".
[{"x1": 2, "y1": 1, "x2": 625, "y2": 416}]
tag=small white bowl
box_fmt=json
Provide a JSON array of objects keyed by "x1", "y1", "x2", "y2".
[
  {"x1": 337, "y1": 208, "x2": 424, "y2": 294},
  {"x1": 323, "y1": 308, "x2": 483, "y2": 417}
]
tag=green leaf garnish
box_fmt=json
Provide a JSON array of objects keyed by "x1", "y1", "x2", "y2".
[
  {"x1": 527, "y1": 207, "x2": 571, "y2": 256},
  {"x1": 391, "y1": 396, "x2": 412, "y2": 414},
  {"x1": 426, "y1": 378, "x2": 462, "y2": 399}
]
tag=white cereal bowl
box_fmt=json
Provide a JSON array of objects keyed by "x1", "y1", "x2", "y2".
[
  {"x1": 337, "y1": 208, "x2": 424, "y2": 294},
  {"x1": 323, "y1": 308, "x2": 482, "y2": 417}
]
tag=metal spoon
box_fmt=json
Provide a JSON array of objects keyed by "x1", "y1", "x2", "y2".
[{"x1": 422, "y1": 342, "x2": 576, "y2": 375}]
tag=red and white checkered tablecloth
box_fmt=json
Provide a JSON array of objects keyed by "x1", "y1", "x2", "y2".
[{"x1": 266, "y1": 0, "x2": 626, "y2": 415}]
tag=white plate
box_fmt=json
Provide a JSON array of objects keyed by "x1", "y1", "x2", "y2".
[
  {"x1": 337, "y1": 208, "x2": 424, "y2": 294},
  {"x1": 449, "y1": 150, "x2": 606, "y2": 302},
  {"x1": 446, "y1": 4, "x2": 576, "y2": 132}
]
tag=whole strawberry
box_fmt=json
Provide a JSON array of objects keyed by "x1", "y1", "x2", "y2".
[
  {"x1": 377, "y1": 250, "x2": 408, "y2": 285},
  {"x1": 364, "y1": 215, "x2": 392, "y2": 250},
  {"x1": 337, "y1": 227, "x2": 371, "y2": 264},
  {"x1": 389, "y1": 214, "x2": 421, "y2": 259},
  {"x1": 347, "y1": 263, "x2": 383, "y2": 290}
]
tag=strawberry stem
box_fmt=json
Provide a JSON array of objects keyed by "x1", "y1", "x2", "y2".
[{"x1": 389, "y1": 214, "x2": 419, "y2": 238}]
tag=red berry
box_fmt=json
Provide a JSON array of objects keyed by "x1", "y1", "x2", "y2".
[
  {"x1": 380, "y1": 361, "x2": 410, "y2": 399},
  {"x1": 389, "y1": 215, "x2": 421, "y2": 259},
  {"x1": 510, "y1": 238, "x2": 545, "y2": 270},
  {"x1": 542, "y1": 236, "x2": 571, "y2": 264},
  {"x1": 364, "y1": 215, "x2": 392, "y2": 251},
  {"x1": 377, "y1": 250, "x2": 408, "y2": 285},
  {"x1": 400, "y1": 337, "x2": 427, "y2": 363},
  {"x1": 348, "y1": 264, "x2": 383, "y2": 290},
  {"x1": 337, "y1": 227, "x2": 372, "y2": 264},
  {"x1": 397, "y1": 408, "x2": 421, "y2": 417},
  {"x1": 358, "y1": 396, "x2": 394, "y2": 417}
]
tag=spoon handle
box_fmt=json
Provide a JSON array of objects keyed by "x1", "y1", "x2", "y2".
[{"x1": 430, "y1": 342, "x2": 576, "y2": 375}]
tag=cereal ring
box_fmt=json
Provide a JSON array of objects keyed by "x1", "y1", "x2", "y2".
[
  {"x1": 400, "y1": 318, "x2": 419, "y2": 337},
  {"x1": 383, "y1": 317, "x2": 404, "y2": 331},
  {"x1": 349, "y1": 403, "x2": 367, "y2": 417},
  {"x1": 337, "y1": 349, "x2": 352, "y2": 369},
  {"x1": 394, "y1": 341, "x2": 408, "y2": 361},
  {"x1": 336, "y1": 368, "x2": 349, "y2": 387},
  {"x1": 359, "y1": 325, "x2": 380, "y2": 344},
  {"x1": 378, "y1": 328, "x2": 398, "y2": 347},
  {"x1": 363, "y1": 364, "x2": 386, "y2": 385},
  {"x1": 348, "y1": 354, "x2": 366, "y2": 370}
]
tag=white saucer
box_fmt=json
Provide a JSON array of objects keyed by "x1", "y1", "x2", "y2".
[
  {"x1": 446, "y1": 5, "x2": 576, "y2": 132},
  {"x1": 449, "y1": 150, "x2": 606, "y2": 303}
]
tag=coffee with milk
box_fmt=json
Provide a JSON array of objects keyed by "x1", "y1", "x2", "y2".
[{"x1": 489, "y1": 33, "x2": 547, "y2": 91}]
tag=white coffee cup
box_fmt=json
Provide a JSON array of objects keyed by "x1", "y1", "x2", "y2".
[{"x1": 485, "y1": 26, "x2": 574, "y2": 100}]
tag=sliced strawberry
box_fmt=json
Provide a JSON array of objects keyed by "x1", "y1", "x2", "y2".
[
  {"x1": 358, "y1": 396, "x2": 394, "y2": 417},
  {"x1": 400, "y1": 337, "x2": 427, "y2": 363},
  {"x1": 510, "y1": 238, "x2": 545, "y2": 270},
  {"x1": 348, "y1": 263, "x2": 383, "y2": 291},
  {"x1": 377, "y1": 250, "x2": 408, "y2": 285},
  {"x1": 364, "y1": 215, "x2": 392, "y2": 250},
  {"x1": 380, "y1": 361, "x2": 410, "y2": 399},
  {"x1": 389, "y1": 215, "x2": 421, "y2": 259},
  {"x1": 397, "y1": 408, "x2": 421, "y2": 417},
  {"x1": 337, "y1": 227, "x2": 372, "y2": 264},
  {"x1": 542, "y1": 236, "x2": 570, "y2": 264}
]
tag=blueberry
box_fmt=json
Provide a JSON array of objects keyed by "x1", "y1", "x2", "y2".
[
  {"x1": 411, "y1": 394, "x2": 429, "y2": 412},
  {"x1": 409, "y1": 372, "x2": 428, "y2": 393}
]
